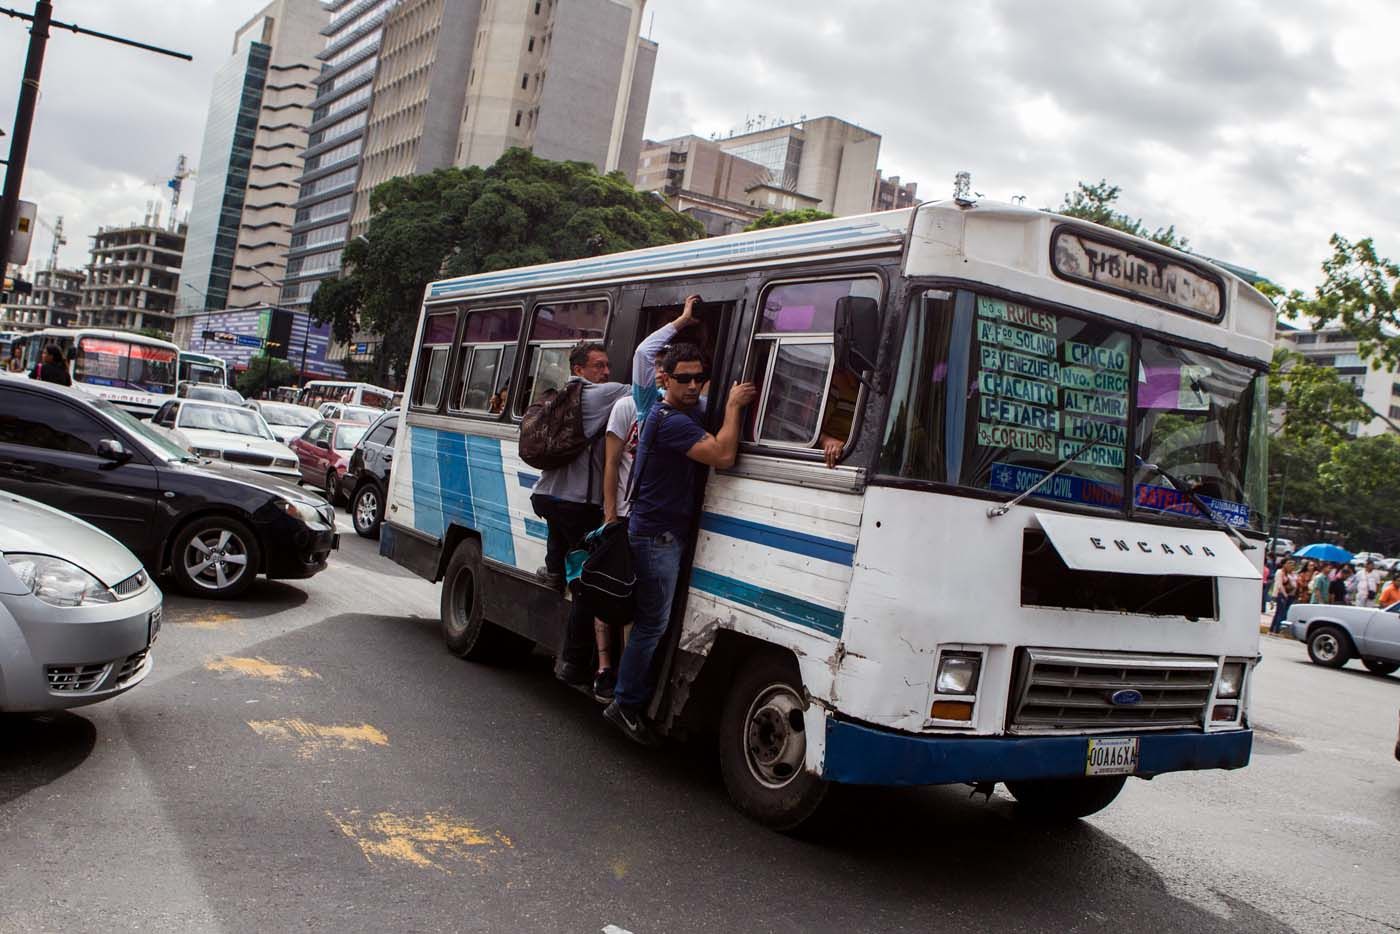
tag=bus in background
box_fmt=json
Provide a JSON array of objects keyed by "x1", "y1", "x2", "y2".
[
  {"x1": 382, "y1": 201, "x2": 1273, "y2": 831},
  {"x1": 296, "y1": 380, "x2": 394, "y2": 410},
  {"x1": 0, "y1": 332, "x2": 26, "y2": 371},
  {"x1": 177, "y1": 350, "x2": 230, "y2": 387},
  {"x1": 23, "y1": 328, "x2": 178, "y2": 417}
]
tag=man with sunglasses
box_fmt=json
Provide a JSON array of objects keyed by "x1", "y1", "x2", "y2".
[{"x1": 604, "y1": 342, "x2": 756, "y2": 744}]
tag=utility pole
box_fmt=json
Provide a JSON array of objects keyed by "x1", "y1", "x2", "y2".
[{"x1": 0, "y1": 3, "x2": 191, "y2": 269}]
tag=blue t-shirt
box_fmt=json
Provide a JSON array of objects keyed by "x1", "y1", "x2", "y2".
[{"x1": 628, "y1": 403, "x2": 708, "y2": 538}]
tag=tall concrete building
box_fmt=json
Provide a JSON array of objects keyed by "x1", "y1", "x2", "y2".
[
  {"x1": 178, "y1": 0, "x2": 326, "y2": 343},
  {"x1": 290, "y1": 0, "x2": 656, "y2": 305},
  {"x1": 78, "y1": 220, "x2": 187, "y2": 334},
  {"x1": 0, "y1": 267, "x2": 83, "y2": 331},
  {"x1": 716, "y1": 116, "x2": 881, "y2": 217},
  {"x1": 872, "y1": 171, "x2": 918, "y2": 212}
]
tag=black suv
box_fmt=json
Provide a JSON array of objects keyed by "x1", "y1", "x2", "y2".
[
  {"x1": 339, "y1": 410, "x2": 397, "y2": 539},
  {"x1": 0, "y1": 378, "x2": 337, "y2": 598}
]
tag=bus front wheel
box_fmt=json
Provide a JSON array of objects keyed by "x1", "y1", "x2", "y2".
[
  {"x1": 440, "y1": 539, "x2": 533, "y2": 664},
  {"x1": 1005, "y1": 775, "x2": 1127, "y2": 820},
  {"x1": 718, "y1": 654, "x2": 829, "y2": 832}
]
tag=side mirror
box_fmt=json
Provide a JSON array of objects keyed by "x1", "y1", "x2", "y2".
[
  {"x1": 96, "y1": 438, "x2": 131, "y2": 468},
  {"x1": 833, "y1": 296, "x2": 881, "y2": 391}
]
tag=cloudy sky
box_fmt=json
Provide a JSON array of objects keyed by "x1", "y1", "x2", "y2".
[{"x1": 2, "y1": 0, "x2": 1396, "y2": 293}]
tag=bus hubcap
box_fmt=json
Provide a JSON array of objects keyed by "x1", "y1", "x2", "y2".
[{"x1": 745, "y1": 683, "x2": 806, "y2": 789}]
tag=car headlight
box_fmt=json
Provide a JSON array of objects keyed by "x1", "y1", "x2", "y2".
[
  {"x1": 4, "y1": 554, "x2": 116, "y2": 607},
  {"x1": 277, "y1": 498, "x2": 327, "y2": 525},
  {"x1": 1218, "y1": 661, "x2": 1246, "y2": 699},
  {"x1": 935, "y1": 652, "x2": 982, "y2": 695}
]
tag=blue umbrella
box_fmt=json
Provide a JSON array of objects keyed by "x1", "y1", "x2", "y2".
[{"x1": 1292, "y1": 543, "x2": 1354, "y2": 563}]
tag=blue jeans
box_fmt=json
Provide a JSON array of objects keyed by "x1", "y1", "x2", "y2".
[
  {"x1": 615, "y1": 530, "x2": 683, "y2": 711},
  {"x1": 1269, "y1": 595, "x2": 1292, "y2": 633}
]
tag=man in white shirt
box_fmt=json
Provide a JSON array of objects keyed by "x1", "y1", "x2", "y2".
[{"x1": 1355, "y1": 560, "x2": 1383, "y2": 607}]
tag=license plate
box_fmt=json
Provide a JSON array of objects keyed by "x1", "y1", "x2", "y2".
[
  {"x1": 1085, "y1": 737, "x2": 1139, "y2": 776},
  {"x1": 147, "y1": 607, "x2": 162, "y2": 647}
]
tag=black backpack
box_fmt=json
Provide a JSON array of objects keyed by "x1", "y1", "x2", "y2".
[{"x1": 518, "y1": 380, "x2": 590, "y2": 470}]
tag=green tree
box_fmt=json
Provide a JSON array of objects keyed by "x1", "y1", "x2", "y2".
[
  {"x1": 136, "y1": 325, "x2": 172, "y2": 341},
  {"x1": 1053, "y1": 179, "x2": 1188, "y2": 250},
  {"x1": 1289, "y1": 234, "x2": 1400, "y2": 368},
  {"x1": 1316, "y1": 434, "x2": 1400, "y2": 551},
  {"x1": 236, "y1": 354, "x2": 296, "y2": 398},
  {"x1": 1270, "y1": 347, "x2": 1370, "y2": 443},
  {"x1": 310, "y1": 148, "x2": 703, "y2": 384},
  {"x1": 744, "y1": 208, "x2": 835, "y2": 231}
]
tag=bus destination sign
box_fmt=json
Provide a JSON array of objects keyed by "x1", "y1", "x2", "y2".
[{"x1": 1051, "y1": 228, "x2": 1224, "y2": 320}]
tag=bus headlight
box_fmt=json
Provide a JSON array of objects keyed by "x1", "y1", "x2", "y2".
[
  {"x1": 935, "y1": 652, "x2": 982, "y2": 695},
  {"x1": 1218, "y1": 661, "x2": 1246, "y2": 699}
]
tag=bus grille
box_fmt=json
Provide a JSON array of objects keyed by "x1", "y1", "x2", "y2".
[{"x1": 1008, "y1": 648, "x2": 1217, "y2": 732}]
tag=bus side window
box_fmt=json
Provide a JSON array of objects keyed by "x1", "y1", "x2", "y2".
[
  {"x1": 449, "y1": 306, "x2": 522, "y2": 416},
  {"x1": 411, "y1": 311, "x2": 459, "y2": 410},
  {"x1": 745, "y1": 277, "x2": 879, "y2": 455},
  {"x1": 513, "y1": 298, "x2": 609, "y2": 417}
]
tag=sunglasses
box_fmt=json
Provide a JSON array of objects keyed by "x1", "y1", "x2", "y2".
[{"x1": 667, "y1": 372, "x2": 709, "y2": 384}]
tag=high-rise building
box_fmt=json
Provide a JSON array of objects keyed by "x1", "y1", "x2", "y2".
[
  {"x1": 0, "y1": 267, "x2": 84, "y2": 331},
  {"x1": 872, "y1": 171, "x2": 918, "y2": 212},
  {"x1": 175, "y1": 0, "x2": 327, "y2": 351},
  {"x1": 78, "y1": 220, "x2": 187, "y2": 334},
  {"x1": 717, "y1": 116, "x2": 882, "y2": 217}
]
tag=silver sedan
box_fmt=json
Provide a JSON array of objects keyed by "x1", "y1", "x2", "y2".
[
  {"x1": 1288, "y1": 600, "x2": 1400, "y2": 676},
  {"x1": 0, "y1": 492, "x2": 162, "y2": 711}
]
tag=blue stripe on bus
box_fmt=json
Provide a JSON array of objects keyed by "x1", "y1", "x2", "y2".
[
  {"x1": 690, "y1": 567, "x2": 844, "y2": 638},
  {"x1": 437, "y1": 430, "x2": 474, "y2": 534},
  {"x1": 523, "y1": 518, "x2": 548, "y2": 541},
  {"x1": 699, "y1": 512, "x2": 856, "y2": 567},
  {"x1": 465, "y1": 434, "x2": 516, "y2": 565},
  {"x1": 427, "y1": 223, "x2": 897, "y2": 297},
  {"x1": 517, "y1": 472, "x2": 538, "y2": 489},
  {"x1": 410, "y1": 428, "x2": 444, "y2": 539}
]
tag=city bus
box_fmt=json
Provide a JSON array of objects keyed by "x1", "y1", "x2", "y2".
[
  {"x1": 380, "y1": 201, "x2": 1273, "y2": 830},
  {"x1": 177, "y1": 350, "x2": 230, "y2": 387},
  {"x1": 23, "y1": 327, "x2": 178, "y2": 417},
  {"x1": 296, "y1": 379, "x2": 394, "y2": 410}
]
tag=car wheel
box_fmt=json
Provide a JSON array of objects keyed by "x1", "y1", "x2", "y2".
[
  {"x1": 1361, "y1": 659, "x2": 1399, "y2": 676},
  {"x1": 1307, "y1": 625, "x2": 1351, "y2": 668},
  {"x1": 351, "y1": 483, "x2": 383, "y2": 539},
  {"x1": 439, "y1": 538, "x2": 533, "y2": 663},
  {"x1": 170, "y1": 516, "x2": 260, "y2": 599},
  {"x1": 718, "y1": 653, "x2": 829, "y2": 832},
  {"x1": 1006, "y1": 775, "x2": 1127, "y2": 820},
  {"x1": 324, "y1": 470, "x2": 344, "y2": 506}
]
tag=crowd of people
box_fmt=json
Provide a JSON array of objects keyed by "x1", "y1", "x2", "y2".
[{"x1": 1266, "y1": 555, "x2": 1400, "y2": 633}]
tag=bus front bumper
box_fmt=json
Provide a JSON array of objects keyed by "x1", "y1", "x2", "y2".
[{"x1": 820, "y1": 717, "x2": 1252, "y2": 786}]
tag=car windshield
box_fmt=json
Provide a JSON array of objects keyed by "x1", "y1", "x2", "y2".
[
  {"x1": 75, "y1": 337, "x2": 176, "y2": 393},
  {"x1": 341, "y1": 406, "x2": 379, "y2": 423},
  {"x1": 187, "y1": 385, "x2": 243, "y2": 404},
  {"x1": 93, "y1": 398, "x2": 197, "y2": 463},
  {"x1": 334, "y1": 425, "x2": 368, "y2": 451},
  {"x1": 178, "y1": 403, "x2": 270, "y2": 439},
  {"x1": 259, "y1": 403, "x2": 320, "y2": 428},
  {"x1": 880, "y1": 289, "x2": 1269, "y2": 531}
]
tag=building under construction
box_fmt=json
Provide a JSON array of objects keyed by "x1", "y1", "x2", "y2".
[
  {"x1": 77, "y1": 217, "x2": 187, "y2": 334},
  {"x1": 0, "y1": 267, "x2": 84, "y2": 331}
]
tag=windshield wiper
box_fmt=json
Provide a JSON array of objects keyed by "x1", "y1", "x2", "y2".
[
  {"x1": 1136, "y1": 456, "x2": 1255, "y2": 551},
  {"x1": 987, "y1": 436, "x2": 1102, "y2": 518}
]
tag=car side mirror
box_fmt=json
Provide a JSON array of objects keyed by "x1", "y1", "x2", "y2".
[
  {"x1": 97, "y1": 438, "x2": 131, "y2": 468},
  {"x1": 833, "y1": 295, "x2": 882, "y2": 391}
]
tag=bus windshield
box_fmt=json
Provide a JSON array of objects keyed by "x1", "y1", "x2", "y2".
[
  {"x1": 880, "y1": 289, "x2": 1268, "y2": 530},
  {"x1": 76, "y1": 337, "x2": 176, "y2": 394}
]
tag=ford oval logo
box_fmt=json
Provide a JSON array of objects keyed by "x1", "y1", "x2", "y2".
[{"x1": 1110, "y1": 689, "x2": 1143, "y2": 706}]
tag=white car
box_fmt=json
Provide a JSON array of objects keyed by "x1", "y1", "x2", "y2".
[
  {"x1": 150, "y1": 399, "x2": 300, "y2": 479},
  {"x1": 246, "y1": 401, "x2": 322, "y2": 444},
  {"x1": 0, "y1": 491, "x2": 162, "y2": 711}
]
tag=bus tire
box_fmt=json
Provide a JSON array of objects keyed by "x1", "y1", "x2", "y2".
[
  {"x1": 440, "y1": 539, "x2": 533, "y2": 663},
  {"x1": 718, "y1": 653, "x2": 829, "y2": 832},
  {"x1": 1005, "y1": 775, "x2": 1127, "y2": 820}
]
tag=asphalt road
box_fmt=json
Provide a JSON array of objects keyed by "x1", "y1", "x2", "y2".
[{"x1": 2, "y1": 516, "x2": 1397, "y2": 934}]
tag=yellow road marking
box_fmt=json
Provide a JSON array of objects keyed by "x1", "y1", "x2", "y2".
[
  {"x1": 328, "y1": 810, "x2": 512, "y2": 872},
  {"x1": 172, "y1": 611, "x2": 239, "y2": 630},
  {"x1": 246, "y1": 719, "x2": 388, "y2": 758},
  {"x1": 205, "y1": 656, "x2": 321, "y2": 682}
]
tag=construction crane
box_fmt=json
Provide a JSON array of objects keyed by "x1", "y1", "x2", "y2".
[
  {"x1": 149, "y1": 155, "x2": 195, "y2": 230},
  {"x1": 34, "y1": 214, "x2": 64, "y2": 271}
]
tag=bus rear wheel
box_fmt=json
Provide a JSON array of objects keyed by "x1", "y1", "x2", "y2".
[
  {"x1": 1005, "y1": 775, "x2": 1127, "y2": 820},
  {"x1": 440, "y1": 539, "x2": 533, "y2": 664},
  {"x1": 718, "y1": 653, "x2": 829, "y2": 832}
]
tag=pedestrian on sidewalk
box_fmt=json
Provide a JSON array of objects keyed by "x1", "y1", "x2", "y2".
[{"x1": 1268, "y1": 558, "x2": 1297, "y2": 634}]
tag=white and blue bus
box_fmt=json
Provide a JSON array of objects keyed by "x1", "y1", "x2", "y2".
[
  {"x1": 382, "y1": 200, "x2": 1273, "y2": 830},
  {"x1": 23, "y1": 327, "x2": 179, "y2": 417}
]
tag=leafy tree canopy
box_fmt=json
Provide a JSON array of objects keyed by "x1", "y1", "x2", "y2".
[
  {"x1": 236, "y1": 355, "x2": 297, "y2": 398},
  {"x1": 1053, "y1": 179, "x2": 1188, "y2": 251},
  {"x1": 744, "y1": 209, "x2": 835, "y2": 231},
  {"x1": 1287, "y1": 234, "x2": 1400, "y2": 369},
  {"x1": 309, "y1": 148, "x2": 703, "y2": 383}
]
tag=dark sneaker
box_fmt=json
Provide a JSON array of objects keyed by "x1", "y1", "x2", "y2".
[
  {"x1": 554, "y1": 659, "x2": 591, "y2": 688},
  {"x1": 592, "y1": 667, "x2": 616, "y2": 703},
  {"x1": 604, "y1": 701, "x2": 658, "y2": 747}
]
